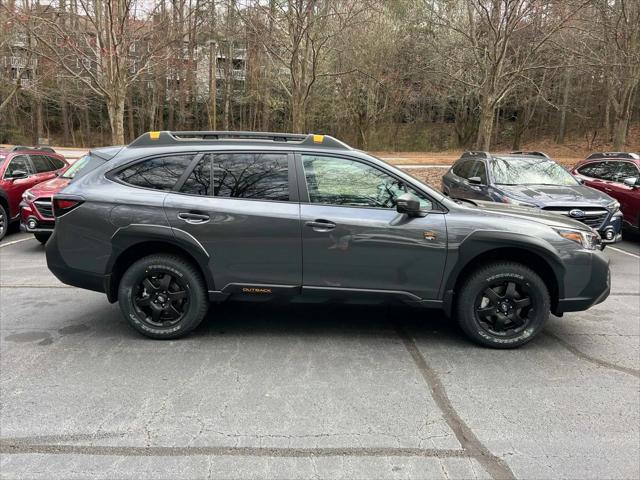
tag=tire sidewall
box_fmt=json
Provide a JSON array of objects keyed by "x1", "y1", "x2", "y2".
[
  {"x1": 118, "y1": 257, "x2": 206, "y2": 339},
  {"x1": 0, "y1": 204, "x2": 7, "y2": 241},
  {"x1": 458, "y1": 265, "x2": 550, "y2": 348}
]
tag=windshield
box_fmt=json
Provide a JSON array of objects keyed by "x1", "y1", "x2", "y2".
[
  {"x1": 61, "y1": 155, "x2": 90, "y2": 179},
  {"x1": 491, "y1": 157, "x2": 578, "y2": 186}
]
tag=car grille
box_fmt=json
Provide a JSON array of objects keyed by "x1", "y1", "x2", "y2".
[
  {"x1": 34, "y1": 198, "x2": 54, "y2": 219},
  {"x1": 541, "y1": 206, "x2": 609, "y2": 229}
]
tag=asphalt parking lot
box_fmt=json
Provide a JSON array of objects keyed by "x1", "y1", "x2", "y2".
[{"x1": 0, "y1": 232, "x2": 638, "y2": 480}]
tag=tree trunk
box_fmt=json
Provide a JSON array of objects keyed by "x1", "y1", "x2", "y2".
[
  {"x1": 558, "y1": 68, "x2": 570, "y2": 144},
  {"x1": 475, "y1": 103, "x2": 494, "y2": 151},
  {"x1": 107, "y1": 96, "x2": 126, "y2": 145},
  {"x1": 208, "y1": 41, "x2": 217, "y2": 130}
]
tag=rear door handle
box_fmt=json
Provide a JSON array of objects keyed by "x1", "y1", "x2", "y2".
[
  {"x1": 178, "y1": 212, "x2": 210, "y2": 224},
  {"x1": 305, "y1": 219, "x2": 336, "y2": 231}
]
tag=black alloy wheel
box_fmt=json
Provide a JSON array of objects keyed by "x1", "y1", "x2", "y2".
[
  {"x1": 475, "y1": 279, "x2": 532, "y2": 337},
  {"x1": 118, "y1": 254, "x2": 208, "y2": 339},
  {"x1": 133, "y1": 271, "x2": 189, "y2": 328},
  {"x1": 456, "y1": 262, "x2": 550, "y2": 348}
]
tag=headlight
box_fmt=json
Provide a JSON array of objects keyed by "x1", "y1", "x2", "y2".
[
  {"x1": 609, "y1": 200, "x2": 620, "y2": 211},
  {"x1": 22, "y1": 190, "x2": 35, "y2": 202},
  {"x1": 553, "y1": 227, "x2": 600, "y2": 250}
]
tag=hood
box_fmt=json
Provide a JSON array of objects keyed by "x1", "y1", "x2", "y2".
[
  {"x1": 29, "y1": 176, "x2": 71, "y2": 197},
  {"x1": 498, "y1": 184, "x2": 615, "y2": 207},
  {"x1": 468, "y1": 200, "x2": 592, "y2": 231}
]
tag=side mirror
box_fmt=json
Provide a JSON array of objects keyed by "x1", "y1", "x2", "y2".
[
  {"x1": 396, "y1": 192, "x2": 424, "y2": 217},
  {"x1": 468, "y1": 176, "x2": 483, "y2": 185},
  {"x1": 623, "y1": 177, "x2": 639, "y2": 188},
  {"x1": 6, "y1": 170, "x2": 28, "y2": 180}
]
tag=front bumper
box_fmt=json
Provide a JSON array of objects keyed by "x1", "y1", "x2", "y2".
[
  {"x1": 19, "y1": 201, "x2": 55, "y2": 233},
  {"x1": 554, "y1": 250, "x2": 610, "y2": 314},
  {"x1": 598, "y1": 210, "x2": 623, "y2": 244}
]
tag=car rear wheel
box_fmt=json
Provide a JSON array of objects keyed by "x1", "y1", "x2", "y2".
[
  {"x1": 118, "y1": 254, "x2": 208, "y2": 339},
  {"x1": 0, "y1": 204, "x2": 7, "y2": 241},
  {"x1": 34, "y1": 232, "x2": 51, "y2": 244},
  {"x1": 456, "y1": 262, "x2": 550, "y2": 348}
]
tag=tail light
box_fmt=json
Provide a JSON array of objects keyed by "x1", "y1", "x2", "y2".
[{"x1": 53, "y1": 197, "x2": 84, "y2": 217}]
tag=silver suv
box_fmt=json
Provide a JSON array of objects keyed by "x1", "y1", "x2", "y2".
[{"x1": 46, "y1": 131, "x2": 610, "y2": 348}]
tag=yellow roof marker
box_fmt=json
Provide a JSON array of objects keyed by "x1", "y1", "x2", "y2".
[
  {"x1": 313, "y1": 134, "x2": 324, "y2": 143},
  {"x1": 149, "y1": 131, "x2": 161, "y2": 140}
]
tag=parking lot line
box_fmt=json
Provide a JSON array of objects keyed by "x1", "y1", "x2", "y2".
[
  {"x1": 0, "y1": 237, "x2": 34, "y2": 249},
  {"x1": 608, "y1": 246, "x2": 640, "y2": 259}
]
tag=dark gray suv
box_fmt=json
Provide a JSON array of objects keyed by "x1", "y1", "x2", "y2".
[{"x1": 46, "y1": 131, "x2": 610, "y2": 348}]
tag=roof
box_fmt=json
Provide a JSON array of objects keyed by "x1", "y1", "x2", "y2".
[
  {"x1": 460, "y1": 151, "x2": 552, "y2": 161},
  {"x1": 585, "y1": 152, "x2": 639, "y2": 161},
  {"x1": 127, "y1": 131, "x2": 352, "y2": 151}
]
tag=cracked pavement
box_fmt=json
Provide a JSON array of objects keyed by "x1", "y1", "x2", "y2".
[{"x1": 0, "y1": 232, "x2": 638, "y2": 479}]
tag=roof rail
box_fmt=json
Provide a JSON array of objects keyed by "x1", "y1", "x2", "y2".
[
  {"x1": 11, "y1": 145, "x2": 56, "y2": 153},
  {"x1": 128, "y1": 131, "x2": 351, "y2": 150},
  {"x1": 510, "y1": 151, "x2": 550, "y2": 159},
  {"x1": 585, "y1": 152, "x2": 639, "y2": 160},
  {"x1": 461, "y1": 151, "x2": 490, "y2": 159}
]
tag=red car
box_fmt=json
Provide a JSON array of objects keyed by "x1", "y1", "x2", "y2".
[
  {"x1": 20, "y1": 154, "x2": 90, "y2": 243},
  {"x1": 0, "y1": 147, "x2": 69, "y2": 242},
  {"x1": 572, "y1": 152, "x2": 640, "y2": 232}
]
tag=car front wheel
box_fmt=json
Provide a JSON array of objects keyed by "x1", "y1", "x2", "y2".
[
  {"x1": 456, "y1": 262, "x2": 550, "y2": 348},
  {"x1": 118, "y1": 254, "x2": 209, "y2": 339},
  {"x1": 0, "y1": 204, "x2": 7, "y2": 241}
]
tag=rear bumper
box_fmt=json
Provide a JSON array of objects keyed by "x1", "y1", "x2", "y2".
[
  {"x1": 46, "y1": 230, "x2": 106, "y2": 294},
  {"x1": 554, "y1": 251, "x2": 610, "y2": 314}
]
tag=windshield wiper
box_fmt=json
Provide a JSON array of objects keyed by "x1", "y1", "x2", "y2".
[{"x1": 495, "y1": 183, "x2": 519, "y2": 186}]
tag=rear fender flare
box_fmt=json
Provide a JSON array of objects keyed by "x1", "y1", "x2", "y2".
[{"x1": 106, "y1": 224, "x2": 214, "y2": 298}]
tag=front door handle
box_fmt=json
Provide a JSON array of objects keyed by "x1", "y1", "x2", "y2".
[
  {"x1": 305, "y1": 219, "x2": 336, "y2": 231},
  {"x1": 178, "y1": 212, "x2": 210, "y2": 224}
]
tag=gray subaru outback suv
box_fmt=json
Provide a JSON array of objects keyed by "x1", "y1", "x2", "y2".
[{"x1": 46, "y1": 131, "x2": 610, "y2": 348}]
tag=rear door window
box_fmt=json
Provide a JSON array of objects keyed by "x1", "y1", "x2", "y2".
[
  {"x1": 180, "y1": 155, "x2": 213, "y2": 196},
  {"x1": 577, "y1": 161, "x2": 617, "y2": 180},
  {"x1": 114, "y1": 155, "x2": 195, "y2": 191},
  {"x1": 47, "y1": 156, "x2": 66, "y2": 170},
  {"x1": 213, "y1": 153, "x2": 289, "y2": 201},
  {"x1": 30, "y1": 154, "x2": 57, "y2": 173},
  {"x1": 613, "y1": 162, "x2": 639, "y2": 182}
]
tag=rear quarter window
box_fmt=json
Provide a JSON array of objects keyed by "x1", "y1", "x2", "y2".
[{"x1": 114, "y1": 155, "x2": 195, "y2": 191}]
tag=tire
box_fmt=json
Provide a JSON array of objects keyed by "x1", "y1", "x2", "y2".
[
  {"x1": 0, "y1": 204, "x2": 7, "y2": 242},
  {"x1": 34, "y1": 232, "x2": 51, "y2": 244},
  {"x1": 456, "y1": 262, "x2": 550, "y2": 349},
  {"x1": 118, "y1": 254, "x2": 208, "y2": 339}
]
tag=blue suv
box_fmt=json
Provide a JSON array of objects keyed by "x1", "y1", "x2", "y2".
[{"x1": 441, "y1": 151, "x2": 623, "y2": 243}]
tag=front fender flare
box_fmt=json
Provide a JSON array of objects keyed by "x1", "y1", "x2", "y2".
[{"x1": 441, "y1": 230, "x2": 566, "y2": 313}]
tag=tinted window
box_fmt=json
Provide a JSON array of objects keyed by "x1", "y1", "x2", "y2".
[
  {"x1": 4, "y1": 155, "x2": 33, "y2": 177},
  {"x1": 577, "y1": 161, "x2": 617, "y2": 180},
  {"x1": 613, "y1": 162, "x2": 639, "y2": 182},
  {"x1": 302, "y1": 155, "x2": 432, "y2": 210},
  {"x1": 452, "y1": 160, "x2": 473, "y2": 179},
  {"x1": 181, "y1": 156, "x2": 212, "y2": 196},
  {"x1": 115, "y1": 155, "x2": 194, "y2": 191},
  {"x1": 213, "y1": 153, "x2": 288, "y2": 201},
  {"x1": 68, "y1": 155, "x2": 106, "y2": 183},
  {"x1": 47, "y1": 156, "x2": 66, "y2": 170},
  {"x1": 30, "y1": 155, "x2": 56, "y2": 173}
]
